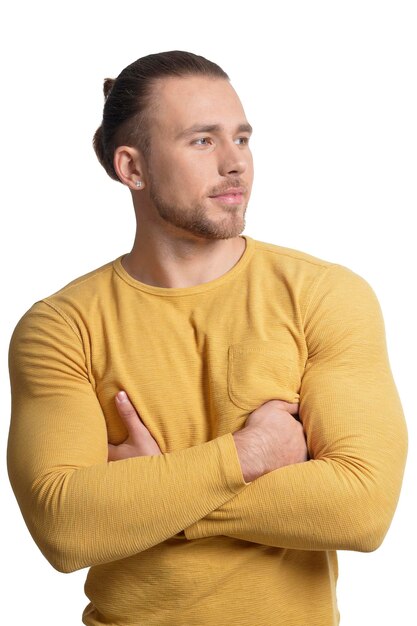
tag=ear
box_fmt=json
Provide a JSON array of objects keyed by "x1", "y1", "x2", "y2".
[{"x1": 113, "y1": 146, "x2": 147, "y2": 191}]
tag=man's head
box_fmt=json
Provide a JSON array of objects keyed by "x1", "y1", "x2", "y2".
[{"x1": 93, "y1": 51, "x2": 254, "y2": 240}]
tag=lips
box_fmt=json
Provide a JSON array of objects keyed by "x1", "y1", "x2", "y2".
[
  {"x1": 209, "y1": 190, "x2": 245, "y2": 205},
  {"x1": 210, "y1": 187, "x2": 245, "y2": 197},
  {"x1": 209, "y1": 187, "x2": 246, "y2": 206}
]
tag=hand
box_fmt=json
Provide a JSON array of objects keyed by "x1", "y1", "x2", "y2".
[
  {"x1": 108, "y1": 391, "x2": 162, "y2": 461},
  {"x1": 232, "y1": 400, "x2": 308, "y2": 483}
]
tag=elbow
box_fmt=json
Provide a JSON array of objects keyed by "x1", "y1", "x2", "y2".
[
  {"x1": 347, "y1": 516, "x2": 389, "y2": 553},
  {"x1": 329, "y1": 505, "x2": 394, "y2": 553},
  {"x1": 337, "y1": 481, "x2": 404, "y2": 553},
  {"x1": 325, "y1": 440, "x2": 407, "y2": 553},
  {"x1": 46, "y1": 557, "x2": 80, "y2": 575},
  {"x1": 29, "y1": 521, "x2": 90, "y2": 573},
  {"x1": 52, "y1": 558, "x2": 86, "y2": 575},
  {"x1": 41, "y1": 538, "x2": 87, "y2": 574},
  {"x1": 12, "y1": 475, "x2": 92, "y2": 574}
]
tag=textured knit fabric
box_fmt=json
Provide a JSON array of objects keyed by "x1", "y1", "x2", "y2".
[{"x1": 8, "y1": 235, "x2": 407, "y2": 626}]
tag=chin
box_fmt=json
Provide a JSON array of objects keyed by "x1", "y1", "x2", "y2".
[{"x1": 192, "y1": 217, "x2": 246, "y2": 241}]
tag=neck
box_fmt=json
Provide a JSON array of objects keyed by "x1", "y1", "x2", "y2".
[{"x1": 122, "y1": 226, "x2": 246, "y2": 289}]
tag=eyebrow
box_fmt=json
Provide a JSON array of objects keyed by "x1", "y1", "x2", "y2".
[{"x1": 176, "y1": 122, "x2": 253, "y2": 140}]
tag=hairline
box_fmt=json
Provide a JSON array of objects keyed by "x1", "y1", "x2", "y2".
[{"x1": 119, "y1": 74, "x2": 233, "y2": 158}]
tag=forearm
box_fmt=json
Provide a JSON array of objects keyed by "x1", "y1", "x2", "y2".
[
  {"x1": 7, "y1": 304, "x2": 248, "y2": 573},
  {"x1": 184, "y1": 265, "x2": 408, "y2": 551},
  {"x1": 8, "y1": 433, "x2": 246, "y2": 572},
  {"x1": 184, "y1": 442, "x2": 406, "y2": 551},
  {"x1": 185, "y1": 372, "x2": 407, "y2": 551}
]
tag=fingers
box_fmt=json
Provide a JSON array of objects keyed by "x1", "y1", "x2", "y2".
[
  {"x1": 267, "y1": 399, "x2": 299, "y2": 415},
  {"x1": 115, "y1": 391, "x2": 143, "y2": 436},
  {"x1": 107, "y1": 443, "x2": 119, "y2": 462},
  {"x1": 111, "y1": 391, "x2": 163, "y2": 459},
  {"x1": 285, "y1": 402, "x2": 299, "y2": 416}
]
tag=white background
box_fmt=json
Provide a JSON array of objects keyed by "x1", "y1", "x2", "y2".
[{"x1": 1, "y1": 1, "x2": 415, "y2": 624}]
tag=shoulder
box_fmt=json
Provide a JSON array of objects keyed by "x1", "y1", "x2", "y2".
[
  {"x1": 40, "y1": 257, "x2": 121, "y2": 314},
  {"x1": 252, "y1": 238, "x2": 334, "y2": 270},
  {"x1": 251, "y1": 237, "x2": 373, "y2": 285},
  {"x1": 249, "y1": 237, "x2": 375, "y2": 309},
  {"x1": 10, "y1": 258, "x2": 121, "y2": 344},
  {"x1": 249, "y1": 234, "x2": 371, "y2": 300},
  {"x1": 250, "y1": 238, "x2": 336, "y2": 295},
  {"x1": 44, "y1": 258, "x2": 116, "y2": 302}
]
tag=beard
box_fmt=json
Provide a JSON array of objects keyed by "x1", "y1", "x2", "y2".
[{"x1": 148, "y1": 183, "x2": 247, "y2": 240}]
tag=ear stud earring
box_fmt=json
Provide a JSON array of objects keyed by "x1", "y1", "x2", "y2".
[{"x1": 135, "y1": 180, "x2": 143, "y2": 188}]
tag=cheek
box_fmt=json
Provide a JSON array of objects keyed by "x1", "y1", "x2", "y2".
[
  {"x1": 247, "y1": 151, "x2": 254, "y2": 176},
  {"x1": 165, "y1": 157, "x2": 211, "y2": 196},
  {"x1": 150, "y1": 155, "x2": 182, "y2": 196}
]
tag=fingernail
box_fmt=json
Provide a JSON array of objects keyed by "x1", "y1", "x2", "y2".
[{"x1": 116, "y1": 391, "x2": 127, "y2": 402}]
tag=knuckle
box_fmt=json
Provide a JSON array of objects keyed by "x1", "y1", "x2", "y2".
[
  {"x1": 120, "y1": 405, "x2": 138, "y2": 420},
  {"x1": 270, "y1": 400, "x2": 288, "y2": 410}
]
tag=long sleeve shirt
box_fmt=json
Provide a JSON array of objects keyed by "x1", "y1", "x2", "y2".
[{"x1": 7, "y1": 235, "x2": 407, "y2": 626}]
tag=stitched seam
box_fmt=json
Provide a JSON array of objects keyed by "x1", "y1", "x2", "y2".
[
  {"x1": 254, "y1": 241, "x2": 334, "y2": 269},
  {"x1": 41, "y1": 299, "x2": 83, "y2": 343}
]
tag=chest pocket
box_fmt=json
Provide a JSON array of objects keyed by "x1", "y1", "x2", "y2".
[{"x1": 227, "y1": 339, "x2": 300, "y2": 411}]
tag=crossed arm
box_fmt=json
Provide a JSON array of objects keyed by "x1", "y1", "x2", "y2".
[
  {"x1": 107, "y1": 266, "x2": 408, "y2": 553},
  {"x1": 109, "y1": 391, "x2": 306, "y2": 481},
  {"x1": 7, "y1": 266, "x2": 408, "y2": 572}
]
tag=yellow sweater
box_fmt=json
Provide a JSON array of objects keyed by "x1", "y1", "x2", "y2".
[{"x1": 8, "y1": 235, "x2": 407, "y2": 626}]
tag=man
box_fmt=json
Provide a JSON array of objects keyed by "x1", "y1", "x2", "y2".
[{"x1": 7, "y1": 51, "x2": 407, "y2": 625}]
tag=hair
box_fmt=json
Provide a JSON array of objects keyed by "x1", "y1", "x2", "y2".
[{"x1": 93, "y1": 50, "x2": 230, "y2": 182}]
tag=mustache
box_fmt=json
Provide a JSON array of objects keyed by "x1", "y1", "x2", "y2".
[{"x1": 208, "y1": 181, "x2": 246, "y2": 196}]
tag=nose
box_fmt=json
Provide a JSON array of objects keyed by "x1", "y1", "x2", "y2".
[{"x1": 217, "y1": 140, "x2": 249, "y2": 177}]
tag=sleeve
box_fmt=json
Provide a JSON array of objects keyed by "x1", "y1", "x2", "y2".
[
  {"x1": 7, "y1": 301, "x2": 247, "y2": 573},
  {"x1": 184, "y1": 265, "x2": 408, "y2": 552}
]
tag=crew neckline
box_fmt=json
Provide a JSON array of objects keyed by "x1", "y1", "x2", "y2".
[{"x1": 113, "y1": 235, "x2": 255, "y2": 297}]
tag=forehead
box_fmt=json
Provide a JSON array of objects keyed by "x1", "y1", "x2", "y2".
[{"x1": 150, "y1": 75, "x2": 248, "y2": 135}]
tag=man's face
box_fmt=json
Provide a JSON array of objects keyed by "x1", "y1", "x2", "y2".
[{"x1": 142, "y1": 75, "x2": 254, "y2": 240}]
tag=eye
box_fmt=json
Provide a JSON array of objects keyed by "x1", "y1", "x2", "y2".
[
  {"x1": 193, "y1": 137, "x2": 212, "y2": 146},
  {"x1": 235, "y1": 137, "x2": 250, "y2": 145}
]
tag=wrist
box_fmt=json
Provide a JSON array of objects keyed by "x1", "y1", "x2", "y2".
[{"x1": 232, "y1": 428, "x2": 265, "y2": 483}]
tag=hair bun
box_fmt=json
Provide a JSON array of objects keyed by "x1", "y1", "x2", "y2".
[{"x1": 103, "y1": 77, "x2": 115, "y2": 99}]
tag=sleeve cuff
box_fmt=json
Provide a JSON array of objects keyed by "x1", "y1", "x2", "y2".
[{"x1": 184, "y1": 433, "x2": 248, "y2": 540}]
